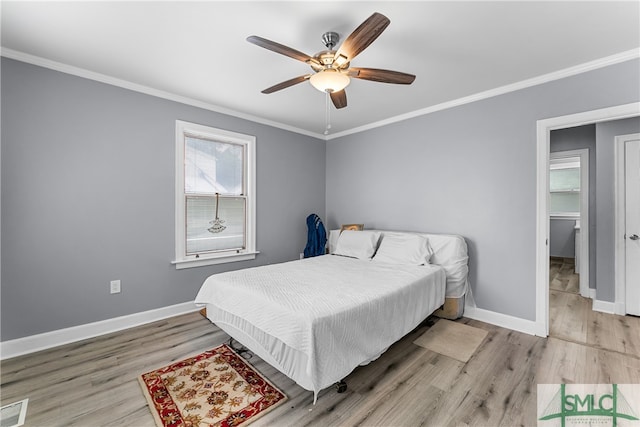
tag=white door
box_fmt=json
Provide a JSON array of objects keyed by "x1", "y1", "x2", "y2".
[{"x1": 626, "y1": 137, "x2": 640, "y2": 315}]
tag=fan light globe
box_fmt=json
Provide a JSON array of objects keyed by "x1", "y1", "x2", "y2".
[{"x1": 309, "y1": 69, "x2": 350, "y2": 93}]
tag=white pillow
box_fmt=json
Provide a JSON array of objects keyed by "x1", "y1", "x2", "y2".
[
  {"x1": 333, "y1": 230, "x2": 381, "y2": 259},
  {"x1": 372, "y1": 233, "x2": 433, "y2": 265}
]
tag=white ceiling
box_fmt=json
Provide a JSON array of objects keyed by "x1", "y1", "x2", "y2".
[{"x1": 2, "y1": 1, "x2": 639, "y2": 139}]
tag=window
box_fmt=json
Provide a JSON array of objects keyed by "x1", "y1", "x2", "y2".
[
  {"x1": 549, "y1": 157, "x2": 580, "y2": 217},
  {"x1": 174, "y1": 121, "x2": 257, "y2": 269}
]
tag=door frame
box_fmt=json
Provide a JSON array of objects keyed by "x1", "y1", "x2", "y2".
[
  {"x1": 535, "y1": 102, "x2": 640, "y2": 337},
  {"x1": 614, "y1": 133, "x2": 640, "y2": 315},
  {"x1": 549, "y1": 149, "x2": 589, "y2": 298}
]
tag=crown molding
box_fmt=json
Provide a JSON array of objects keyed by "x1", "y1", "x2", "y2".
[
  {"x1": 325, "y1": 48, "x2": 640, "y2": 141},
  {"x1": 0, "y1": 48, "x2": 327, "y2": 141},
  {"x1": 3, "y1": 47, "x2": 638, "y2": 142}
]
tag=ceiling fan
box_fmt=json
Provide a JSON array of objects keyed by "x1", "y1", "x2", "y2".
[{"x1": 247, "y1": 12, "x2": 416, "y2": 110}]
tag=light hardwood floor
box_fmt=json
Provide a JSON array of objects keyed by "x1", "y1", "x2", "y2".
[
  {"x1": 2, "y1": 304, "x2": 639, "y2": 426},
  {"x1": 549, "y1": 257, "x2": 640, "y2": 356}
]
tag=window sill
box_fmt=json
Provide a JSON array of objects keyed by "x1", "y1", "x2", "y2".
[{"x1": 172, "y1": 251, "x2": 259, "y2": 269}]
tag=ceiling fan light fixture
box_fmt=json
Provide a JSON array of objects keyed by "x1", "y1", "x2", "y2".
[{"x1": 309, "y1": 69, "x2": 350, "y2": 93}]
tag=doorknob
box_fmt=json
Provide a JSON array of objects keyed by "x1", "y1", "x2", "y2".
[{"x1": 630, "y1": 234, "x2": 640, "y2": 241}]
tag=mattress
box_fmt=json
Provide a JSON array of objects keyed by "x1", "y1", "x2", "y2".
[
  {"x1": 329, "y1": 229, "x2": 469, "y2": 298},
  {"x1": 195, "y1": 254, "x2": 446, "y2": 400}
]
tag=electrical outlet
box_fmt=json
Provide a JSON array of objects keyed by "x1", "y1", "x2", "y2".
[{"x1": 110, "y1": 280, "x2": 121, "y2": 294}]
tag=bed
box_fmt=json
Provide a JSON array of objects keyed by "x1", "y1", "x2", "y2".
[
  {"x1": 194, "y1": 229, "x2": 469, "y2": 402},
  {"x1": 328, "y1": 229, "x2": 470, "y2": 319}
]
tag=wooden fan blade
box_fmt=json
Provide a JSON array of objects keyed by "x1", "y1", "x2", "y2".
[
  {"x1": 330, "y1": 90, "x2": 347, "y2": 109},
  {"x1": 335, "y1": 12, "x2": 390, "y2": 63},
  {"x1": 247, "y1": 35, "x2": 316, "y2": 64},
  {"x1": 350, "y1": 67, "x2": 416, "y2": 84},
  {"x1": 261, "y1": 75, "x2": 311, "y2": 94}
]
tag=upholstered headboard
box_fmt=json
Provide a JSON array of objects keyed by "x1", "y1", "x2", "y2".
[{"x1": 328, "y1": 229, "x2": 469, "y2": 298}]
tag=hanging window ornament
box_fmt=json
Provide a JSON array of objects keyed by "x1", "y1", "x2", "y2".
[{"x1": 208, "y1": 192, "x2": 226, "y2": 233}]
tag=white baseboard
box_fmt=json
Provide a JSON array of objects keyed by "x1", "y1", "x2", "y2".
[
  {"x1": 587, "y1": 289, "x2": 625, "y2": 315},
  {"x1": 464, "y1": 305, "x2": 540, "y2": 336},
  {"x1": 592, "y1": 299, "x2": 616, "y2": 314},
  {"x1": 4, "y1": 297, "x2": 617, "y2": 360},
  {"x1": 0, "y1": 301, "x2": 199, "y2": 360}
]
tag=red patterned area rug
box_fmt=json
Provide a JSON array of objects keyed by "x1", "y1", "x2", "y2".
[{"x1": 138, "y1": 344, "x2": 287, "y2": 427}]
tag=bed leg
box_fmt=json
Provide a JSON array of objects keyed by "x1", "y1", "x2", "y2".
[
  {"x1": 228, "y1": 337, "x2": 253, "y2": 359},
  {"x1": 335, "y1": 380, "x2": 347, "y2": 393}
]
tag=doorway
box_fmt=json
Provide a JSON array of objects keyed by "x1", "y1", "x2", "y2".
[
  {"x1": 535, "y1": 102, "x2": 640, "y2": 337},
  {"x1": 615, "y1": 133, "x2": 640, "y2": 316},
  {"x1": 548, "y1": 149, "x2": 590, "y2": 342},
  {"x1": 549, "y1": 148, "x2": 589, "y2": 297}
]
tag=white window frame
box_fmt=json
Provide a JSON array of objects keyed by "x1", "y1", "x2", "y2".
[{"x1": 172, "y1": 120, "x2": 257, "y2": 269}]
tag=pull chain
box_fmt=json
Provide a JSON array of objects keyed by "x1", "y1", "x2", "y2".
[
  {"x1": 208, "y1": 192, "x2": 226, "y2": 233},
  {"x1": 324, "y1": 90, "x2": 332, "y2": 135}
]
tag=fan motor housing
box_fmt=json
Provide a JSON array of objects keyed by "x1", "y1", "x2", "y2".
[
  {"x1": 310, "y1": 32, "x2": 350, "y2": 71},
  {"x1": 312, "y1": 50, "x2": 350, "y2": 72},
  {"x1": 317, "y1": 50, "x2": 336, "y2": 65}
]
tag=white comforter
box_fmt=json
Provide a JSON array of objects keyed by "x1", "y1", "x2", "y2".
[{"x1": 195, "y1": 255, "x2": 446, "y2": 398}]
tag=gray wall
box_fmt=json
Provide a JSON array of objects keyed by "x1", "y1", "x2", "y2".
[
  {"x1": 550, "y1": 125, "x2": 596, "y2": 273},
  {"x1": 595, "y1": 117, "x2": 640, "y2": 302},
  {"x1": 1, "y1": 58, "x2": 326, "y2": 341},
  {"x1": 2, "y1": 56, "x2": 639, "y2": 341},
  {"x1": 327, "y1": 59, "x2": 640, "y2": 321},
  {"x1": 549, "y1": 220, "x2": 577, "y2": 259}
]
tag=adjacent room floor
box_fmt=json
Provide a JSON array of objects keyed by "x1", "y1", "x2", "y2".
[{"x1": 549, "y1": 256, "x2": 640, "y2": 355}]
